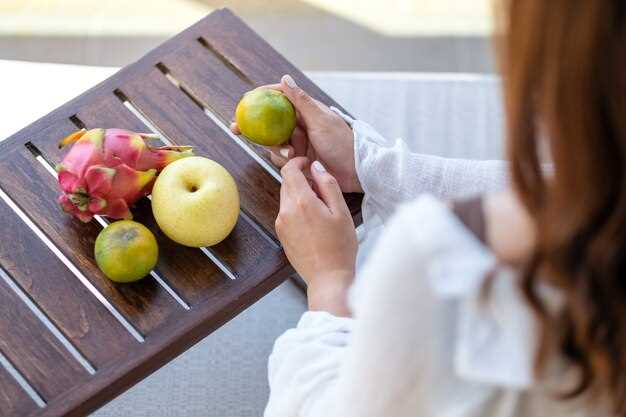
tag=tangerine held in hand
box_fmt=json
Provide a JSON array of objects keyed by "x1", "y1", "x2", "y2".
[
  {"x1": 235, "y1": 88, "x2": 296, "y2": 146},
  {"x1": 94, "y1": 220, "x2": 158, "y2": 283}
]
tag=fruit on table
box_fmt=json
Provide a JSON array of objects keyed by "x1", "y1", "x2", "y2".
[
  {"x1": 235, "y1": 88, "x2": 296, "y2": 146},
  {"x1": 151, "y1": 156, "x2": 240, "y2": 247},
  {"x1": 56, "y1": 128, "x2": 193, "y2": 222},
  {"x1": 94, "y1": 220, "x2": 158, "y2": 283}
]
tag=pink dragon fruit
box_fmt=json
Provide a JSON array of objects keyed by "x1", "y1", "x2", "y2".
[{"x1": 56, "y1": 128, "x2": 193, "y2": 222}]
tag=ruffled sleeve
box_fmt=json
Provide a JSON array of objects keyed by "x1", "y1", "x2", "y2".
[
  {"x1": 330, "y1": 107, "x2": 509, "y2": 227},
  {"x1": 265, "y1": 311, "x2": 353, "y2": 417}
]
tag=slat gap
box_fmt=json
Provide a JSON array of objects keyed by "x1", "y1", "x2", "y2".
[
  {"x1": 155, "y1": 63, "x2": 283, "y2": 183},
  {"x1": 113, "y1": 90, "x2": 176, "y2": 147},
  {"x1": 149, "y1": 268, "x2": 191, "y2": 310},
  {"x1": 25, "y1": 143, "x2": 59, "y2": 178},
  {"x1": 69, "y1": 115, "x2": 86, "y2": 130},
  {"x1": 0, "y1": 266, "x2": 96, "y2": 374},
  {"x1": 16, "y1": 143, "x2": 146, "y2": 342},
  {"x1": 0, "y1": 350, "x2": 46, "y2": 408},
  {"x1": 199, "y1": 247, "x2": 237, "y2": 281},
  {"x1": 239, "y1": 207, "x2": 280, "y2": 249},
  {"x1": 196, "y1": 37, "x2": 255, "y2": 87}
]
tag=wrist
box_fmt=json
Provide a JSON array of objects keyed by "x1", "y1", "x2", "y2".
[
  {"x1": 337, "y1": 167, "x2": 362, "y2": 193},
  {"x1": 348, "y1": 145, "x2": 363, "y2": 194},
  {"x1": 306, "y1": 271, "x2": 353, "y2": 317},
  {"x1": 348, "y1": 173, "x2": 363, "y2": 194}
]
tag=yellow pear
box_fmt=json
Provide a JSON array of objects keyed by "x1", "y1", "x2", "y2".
[{"x1": 151, "y1": 156, "x2": 239, "y2": 247}]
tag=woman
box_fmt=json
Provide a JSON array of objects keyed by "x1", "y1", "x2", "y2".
[{"x1": 232, "y1": 1, "x2": 625, "y2": 415}]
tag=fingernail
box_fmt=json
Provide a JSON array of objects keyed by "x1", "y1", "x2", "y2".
[
  {"x1": 279, "y1": 147, "x2": 290, "y2": 158},
  {"x1": 230, "y1": 122, "x2": 237, "y2": 130},
  {"x1": 282, "y1": 74, "x2": 297, "y2": 89},
  {"x1": 312, "y1": 160, "x2": 326, "y2": 173}
]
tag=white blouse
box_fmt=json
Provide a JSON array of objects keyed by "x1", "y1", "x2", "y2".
[{"x1": 264, "y1": 113, "x2": 598, "y2": 417}]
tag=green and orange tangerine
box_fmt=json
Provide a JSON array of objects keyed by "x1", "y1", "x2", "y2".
[
  {"x1": 94, "y1": 220, "x2": 158, "y2": 283},
  {"x1": 235, "y1": 89, "x2": 296, "y2": 146}
]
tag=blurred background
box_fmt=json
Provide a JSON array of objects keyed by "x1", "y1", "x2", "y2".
[{"x1": 0, "y1": 0, "x2": 495, "y2": 73}]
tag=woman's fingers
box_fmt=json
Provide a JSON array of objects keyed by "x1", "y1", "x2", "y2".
[
  {"x1": 281, "y1": 157, "x2": 311, "y2": 192},
  {"x1": 289, "y1": 126, "x2": 308, "y2": 156},
  {"x1": 252, "y1": 83, "x2": 283, "y2": 93},
  {"x1": 269, "y1": 145, "x2": 293, "y2": 167},
  {"x1": 230, "y1": 122, "x2": 241, "y2": 135},
  {"x1": 280, "y1": 157, "x2": 325, "y2": 210},
  {"x1": 279, "y1": 75, "x2": 324, "y2": 128},
  {"x1": 269, "y1": 145, "x2": 292, "y2": 158},
  {"x1": 279, "y1": 158, "x2": 346, "y2": 215},
  {"x1": 310, "y1": 160, "x2": 347, "y2": 215}
]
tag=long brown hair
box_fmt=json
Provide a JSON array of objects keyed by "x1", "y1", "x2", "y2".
[{"x1": 496, "y1": 0, "x2": 626, "y2": 411}]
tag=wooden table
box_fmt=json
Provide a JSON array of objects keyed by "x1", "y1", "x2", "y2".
[{"x1": 0, "y1": 9, "x2": 361, "y2": 417}]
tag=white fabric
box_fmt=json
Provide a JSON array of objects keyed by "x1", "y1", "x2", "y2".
[
  {"x1": 331, "y1": 107, "x2": 508, "y2": 230},
  {"x1": 265, "y1": 120, "x2": 595, "y2": 417}
]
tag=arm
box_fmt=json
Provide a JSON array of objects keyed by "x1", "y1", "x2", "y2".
[
  {"x1": 266, "y1": 203, "x2": 422, "y2": 417},
  {"x1": 346, "y1": 115, "x2": 509, "y2": 223},
  {"x1": 265, "y1": 161, "x2": 536, "y2": 416},
  {"x1": 266, "y1": 197, "x2": 474, "y2": 417},
  {"x1": 265, "y1": 311, "x2": 352, "y2": 417},
  {"x1": 266, "y1": 155, "x2": 468, "y2": 416}
]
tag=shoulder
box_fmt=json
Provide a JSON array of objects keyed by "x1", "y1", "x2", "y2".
[{"x1": 483, "y1": 191, "x2": 536, "y2": 266}]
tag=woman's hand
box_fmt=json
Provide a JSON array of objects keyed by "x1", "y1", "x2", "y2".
[
  {"x1": 276, "y1": 157, "x2": 358, "y2": 317},
  {"x1": 231, "y1": 75, "x2": 363, "y2": 193}
]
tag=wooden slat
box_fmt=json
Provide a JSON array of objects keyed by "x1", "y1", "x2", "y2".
[
  {"x1": 120, "y1": 68, "x2": 281, "y2": 238},
  {"x1": 161, "y1": 40, "x2": 252, "y2": 121},
  {"x1": 206, "y1": 211, "x2": 283, "y2": 280},
  {"x1": 0, "y1": 365, "x2": 38, "y2": 416},
  {"x1": 0, "y1": 276, "x2": 88, "y2": 401},
  {"x1": 0, "y1": 195, "x2": 136, "y2": 369},
  {"x1": 0, "y1": 129, "x2": 181, "y2": 336}
]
